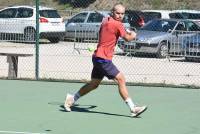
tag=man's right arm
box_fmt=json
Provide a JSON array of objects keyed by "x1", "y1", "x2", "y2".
[{"x1": 123, "y1": 30, "x2": 136, "y2": 42}]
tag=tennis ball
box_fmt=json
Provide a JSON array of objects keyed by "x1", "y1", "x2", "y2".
[{"x1": 87, "y1": 46, "x2": 95, "y2": 52}]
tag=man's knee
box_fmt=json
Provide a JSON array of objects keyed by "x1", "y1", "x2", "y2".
[
  {"x1": 90, "y1": 79, "x2": 101, "y2": 89},
  {"x1": 89, "y1": 82, "x2": 99, "y2": 89},
  {"x1": 93, "y1": 83, "x2": 99, "y2": 89},
  {"x1": 115, "y1": 72, "x2": 126, "y2": 83}
]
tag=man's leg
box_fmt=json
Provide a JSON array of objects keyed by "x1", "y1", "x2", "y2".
[
  {"x1": 114, "y1": 72, "x2": 129, "y2": 100},
  {"x1": 114, "y1": 72, "x2": 147, "y2": 117},
  {"x1": 78, "y1": 78, "x2": 102, "y2": 97},
  {"x1": 64, "y1": 78, "x2": 102, "y2": 111}
]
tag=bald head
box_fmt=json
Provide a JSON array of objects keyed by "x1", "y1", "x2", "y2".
[
  {"x1": 111, "y1": 3, "x2": 125, "y2": 21},
  {"x1": 112, "y1": 3, "x2": 125, "y2": 13}
]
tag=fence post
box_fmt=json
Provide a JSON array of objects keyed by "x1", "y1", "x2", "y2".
[{"x1": 35, "y1": 0, "x2": 40, "y2": 80}]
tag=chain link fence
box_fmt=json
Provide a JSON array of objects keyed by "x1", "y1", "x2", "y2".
[{"x1": 0, "y1": 1, "x2": 200, "y2": 87}]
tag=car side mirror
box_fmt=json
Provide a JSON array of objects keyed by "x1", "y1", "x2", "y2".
[
  {"x1": 168, "y1": 29, "x2": 172, "y2": 33},
  {"x1": 175, "y1": 31, "x2": 180, "y2": 37},
  {"x1": 131, "y1": 27, "x2": 137, "y2": 32},
  {"x1": 68, "y1": 22, "x2": 76, "y2": 26},
  {"x1": 171, "y1": 30, "x2": 179, "y2": 37}
]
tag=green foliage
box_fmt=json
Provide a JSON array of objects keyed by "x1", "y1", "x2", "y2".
[
  {"x1": 177, "y1": 2, "x2": 190, "y2": 10},
  {"x1": 64, "y1": 4, "x2": 71, "y2": 9},
  {"x1": 151, "y1": 0, "x2": 162, "y2": 9},
  {"x1": 0, "y1": 0, "x2": 199, "y2": 10}
]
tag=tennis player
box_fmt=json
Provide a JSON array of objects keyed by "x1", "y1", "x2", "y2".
[{"x1": 64, "y1": 3, "x2": 147, "y2": 117}]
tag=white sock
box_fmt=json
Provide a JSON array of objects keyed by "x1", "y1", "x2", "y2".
[
  {"x1": 74, "y1": 92, "x2": 80, "y2": 102},
  {"x1": 125, "y1": 98, "x2": 135, "y2": 111}
]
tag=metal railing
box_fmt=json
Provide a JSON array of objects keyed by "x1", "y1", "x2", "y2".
[
  {"x1": 169, "y1": 30, "x2": 200, "y2": 58},
  {"x1": 0, "y1": 19, "x2": 36, "y2": 42}
]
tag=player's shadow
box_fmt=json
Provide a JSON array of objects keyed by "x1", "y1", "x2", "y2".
[{"x1": 59, "y1": 104, "x2": 134, "y2": 118}]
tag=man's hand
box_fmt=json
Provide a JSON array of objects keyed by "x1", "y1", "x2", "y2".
[{"x1": 123, "y1": 29, "x2": 136, "y2": 42}]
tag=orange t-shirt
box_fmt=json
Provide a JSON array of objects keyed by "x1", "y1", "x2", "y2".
[{"x1": 94, "y1": 17, "x2": 126, "y2": 60}]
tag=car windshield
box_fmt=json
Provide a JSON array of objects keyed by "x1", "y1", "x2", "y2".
[
  {"x1": 123, "y1": 14, "x2": 129, "y2": 23},
  {"x1": 0, "y1": 8, "x2": 17, "y2": 18},
  {"x1": 39, "y1": 10, "x2": 61, "y2": 18},
  {"x1": 143, "y1": 12, "x2": 161, "y2": 23},
  {"x1": 140, "y1": 19, "x2": 177, "y2": 32},
  {"x1": 181, "y1": 13, "x2": 200, "y2": 19},
  {"x1": 169, "y1": 13, "x2": 184, "y2": 19}
]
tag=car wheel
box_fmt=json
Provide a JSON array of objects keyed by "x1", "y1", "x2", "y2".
[
  {"x1": 185, "y1": 57, "x2": 200, "y2": 62},
  {"x1": 185, "y1": 57, "x2": 193, "y2": 61},
  {"x1": 157, "y1": 42, "x2": 168, "y2": 58},
  {"x1": 76, "y1": 38, "x2": 84, "y2": 42},
  {"x1": 24, "y1": 28, "x2": 36, "y2": 42},
  {"x1": 48, "y1": 37, "x2": 60, "y2": 43}
]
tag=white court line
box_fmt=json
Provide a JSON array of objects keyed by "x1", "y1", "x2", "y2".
[{"x1": 0, "y1": 130, "x2": 48, "y2": 134}]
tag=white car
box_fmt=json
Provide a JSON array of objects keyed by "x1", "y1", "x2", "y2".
[
  {"x1": 142, "y1": 10, "x2": 184, "y2": 22},
  {"x1": 0, "y1": 5, "x2": 65, "y2": 43},
  {"x1": 172, "y1": 10, "x2": 200, "y2": 24}
]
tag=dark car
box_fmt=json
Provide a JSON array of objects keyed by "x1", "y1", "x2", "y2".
[{"x1": 125, "y1": 10, "x2": 145, "y2": 30}]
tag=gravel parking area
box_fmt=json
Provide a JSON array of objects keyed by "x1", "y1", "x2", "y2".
[{"x1": 0, "y1": 41, "x2": 200, "y2": 87}]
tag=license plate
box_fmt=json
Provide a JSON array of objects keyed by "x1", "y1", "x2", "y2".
[
  {"x1": 188, "y1": 48, "x2": 199, "y2": 52},
  {"x1": 51, "y1": 23, "x2": 59, "y2": 26},
  {"x1": 128, "y1": 42, "x2": 136, "y2": 46}
]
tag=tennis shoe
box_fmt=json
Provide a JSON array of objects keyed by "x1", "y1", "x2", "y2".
[
  {"x1": 64, "y1": 94, "x2": 74, "y2": 112},
  {"x1": 131, "y1": 106, "x2": 147, "y2": 117}
]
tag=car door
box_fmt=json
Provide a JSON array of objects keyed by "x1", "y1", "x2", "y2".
[
  {"x1": 184, "y1": 21, "x2": 200, "y2": 53},
  {"x1": 85, "y1": 12, "x2": 104, "y2": 40},
  {"x1": 65, "y1": 12, "x2": 88, "y2": 39},
  {"x1": 15, "y1": 8, "x2": 34, "y2": 34},
  {"x1": 170, "y1": 21, "x2": 188, "y2": 54},
  {"x1": 170, "y1": 21, "x2": 200, "y2": 54},
  {"x1": 0, "y1": 8, "x2": 17, "y2": 34}
]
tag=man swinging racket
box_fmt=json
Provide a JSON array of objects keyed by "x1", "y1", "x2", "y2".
[{"x1": 64, "y1": 3, "x2": 147, "y2": 117}]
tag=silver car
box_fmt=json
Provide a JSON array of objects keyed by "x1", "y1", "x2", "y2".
[
  {"x1": 65, "y1": 10, "x2": 130, "y2": 41},
  {"x1": 118, "y1": 19, "x2": 200, "y2": 58}
]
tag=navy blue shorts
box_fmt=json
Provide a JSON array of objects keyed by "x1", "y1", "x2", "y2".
[{"x1": 91, "y1": 56, "x2": 120, "y2": 79}]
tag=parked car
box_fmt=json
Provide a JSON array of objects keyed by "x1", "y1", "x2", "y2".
[
  {"x1": 0, "y1": 5, "x2": 65, "y2": 43},
  {"x1": 142, "y1": 10, "x2": 184, "y2": 23},
  {"x1": 183, "y1": 33, "x2": 200, "y2": 61},
  {"x1": 125, "y1": 10, "x2": 145, "y2": 30},
  {"x1": 172, "y1": 10, "x2": 200, "y2": 24},
  {"x1": 65, "y1": 10, "x2": 130, "y2": 41},
  {"x1": 118, "y1": 19, "x2": 200, "y2": 58}
]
